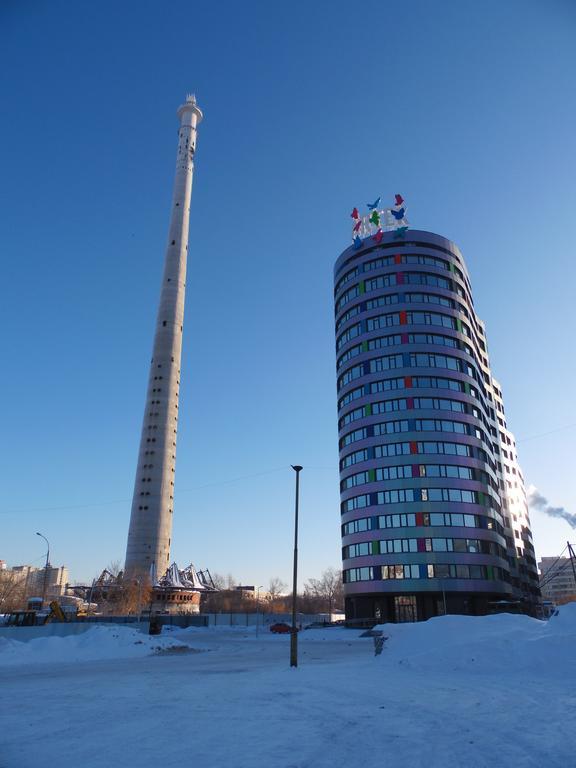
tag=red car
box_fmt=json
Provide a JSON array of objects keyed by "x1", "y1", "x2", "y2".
[{"x1": 269, "y1": 622, "x2": 299, "y2": 634}]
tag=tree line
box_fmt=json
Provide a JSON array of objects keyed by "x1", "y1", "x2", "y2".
[
  {"x1": 0, "y1": 564, "x2": 344, "y2": 617},
  {"x1": 201, "y1": 568, "x2": 344, "y2": 615}
]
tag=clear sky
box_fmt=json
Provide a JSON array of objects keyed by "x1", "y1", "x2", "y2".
[{"x1": 1, "y1": 0, "x2": 575, "y2": 587}]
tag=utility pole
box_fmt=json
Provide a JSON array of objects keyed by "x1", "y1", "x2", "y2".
[
  {"x1": 290, "y1": 465, "x2": 302, "y2": 668},
  {"x1": 256, "y1": 585, "x2": 263, "y2": 637},
  {"x1": 567, "y1": 541, "x2": 576, "y2": 586},
  {"x1": 36, "y1": 532, "x2": 50, "y2": 607}
]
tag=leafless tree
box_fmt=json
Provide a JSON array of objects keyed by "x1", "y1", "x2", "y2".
[
  {"x1": 304, "y1": 568, "x2": 344, "y2": 615},
  {"x1": 0, "y1": 570, "x2": 26, "y2": 612},
  {"x1": 209, "y1": 572, "x2": 228, "y2": 590},
  {"x1": 106, "y1": 560, "x2": 123, "y2": 579},
  {"x1": 266, "y1": 577, "x2": 288, "y2": 612}
]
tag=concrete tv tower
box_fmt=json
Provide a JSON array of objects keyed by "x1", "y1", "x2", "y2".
[{"x1": 124, "y1": 95, "x2": 203, "y2": 578}]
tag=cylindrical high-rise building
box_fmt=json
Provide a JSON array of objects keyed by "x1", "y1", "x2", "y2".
[
  {"x1": 334, "y1": 227, "x2": 539, "y2": 622},
  {"x1": 125, "y1": 95, "x2": 203, "y2": 578}
]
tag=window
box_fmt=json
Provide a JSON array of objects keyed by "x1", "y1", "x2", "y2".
[
  {"x1": 405, "y1": 292, "x2": 454, "y2": 308},
  {"x1": 338, "y1": 364, "x2": 364, "y2": 389},
  {"x1": 335, "y1": 284, "x2": 361, "y2": 312},
  {"x1": 403, "y1": 271, "x2": 451, "y2": 290},
  {"x1": 341, "y1": 494, "x2": 372, "y2": 512},
  {"x1": 373, "y1": 419, "x2": 410, "y2": 435},
  {"x1": 375, "y1": 465, "x2": 412, "y2": 481},
  {"x1": 410, "y1": 352, "x2": 463, "y2": 372},
  {"x1": 338, "y1": 385, "x2": 365, "y2": 410},
  {"x1": 376, "y1": 488, "x2": 417, "y2": 504},
  {"x1": 335, "y1": 303, "x2": 363, "y2": 332},
  {"x1": 412, "y1": 397, "x2": 467, "y2": 414},
  {"x1": 406, "y1": 310, "x2": 457, "y2": 330},
  {"x1": 339, "y1": 427, "x2": 368, "y2": 448},
  {"x1": 369, "y1": 354, "x2": 404, "y2": 373},
  {"x1": 339, "y1": 406, "x2": 366, "y2": 428},
  {"x1": 336, "y1": 323, "x2": 362, "y2": 351},
  {"x1": 373, "y1": 442, "x2": 411, "y2": 458},
  {"x1": 366, "y1": 294, "x2": 400, "y2": 310},
  {"x1": 340, "y1": 448, "x2": 370, "y2": 468},
  {"x1": 367, "y1": 334, "x2": 403, "y2": 352},
  {"x1": 363, "y1": 255, "x2": 395, "y2": 272},
  {"x1": 334, "y1": 267, "x2": 360, "y2": 295},
  {"x1": 337, "y1": 343, "x2": 363, "y2": 369},
  {"x1": 371, "y1": 398, "x2": 408, "y2": 414},
  {"x1": 366, "y1": 312, "x2": 401, "y2": 331},
  {"x1": 408, "y1": 332, "x2": 460, "y2": 349},
  {"x1": 369, "y1": 377, "x2": 405, "y2": 394}
]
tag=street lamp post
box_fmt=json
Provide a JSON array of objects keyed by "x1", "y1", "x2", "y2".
[
  {"x1": 290, "y1": 465, "x2": 303, "y2": 668},
  {"x1": 36, "y1": 532, "x2": 50, "y2": 608},
  {"x1": 256, "y1": 585, "x2": 263, "y2": 637}
]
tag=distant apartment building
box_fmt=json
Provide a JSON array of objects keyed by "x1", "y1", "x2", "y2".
[
  {"x1": 539, "y1": 557, "x2": 576, "y2": 604},
  {"x1": 10, "y1": 564, "x2": 69, "y2": 601}
]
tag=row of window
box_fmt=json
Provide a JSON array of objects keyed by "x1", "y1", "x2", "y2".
[
  {"x1": 338, "y1": 374, "x2": 482, "y2": 411},
  {"x1": 340, "y1": 418, "x2": 490, "y2": 451},
  {"x1": 338, "y1": 377, "x2": 497, "y2": 445},
  {"x1": 341, "y1": 462, "x2": 492, "y2": 491},
  {"x1": 334, "y1": 241, "x2": 488, "y2": 345},
  {"x1": 334, "y1": 291, "x2": 487, "y2": 366},
  {"x1": 341, "y1": 486, "x2": 497, "y2": 514},
  {"x1": 335, "y1": 286, "x2": 468, "y2": 318},
  {"x1": 340, "y1": 439, "x2": 490, "y2": 470},
  {"x1": 341, "y1": 511, "x2": 503, "y2": 536},
  {"x1": 336, "y1": 271, "x2": 462, "y2": 313},
  {"x1": 336, "y1": 311, "x2": 471, "y2": 352},
  {"x1": 343, "y1": 563, "x2": 507, "y2": 583},
  {"x1": 337, "y1": 331, "x2": 474, "y2": 370},
  {"x1": 338, "y1": 363, "x2": 498, "y2": 445},
  {"x1": 339, "y1": 396, "x2": 482, "y2": 430},
  {"x1": 334, "y1": 252, "x2": 464, "y2": 295},
  {"x1": 336, "y1": 240, "x2": 465, "y2": 281},
  {"x1": 335, "y1": 291, "x2": 461, "y2": 332},
  {"x1": 343, "y1": 536, "x2": 505, "y2": 559},
  {"x1": 338, "y1": 351, "x2": 477, "y2": 390}
]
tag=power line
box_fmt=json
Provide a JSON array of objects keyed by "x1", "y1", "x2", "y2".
[
  {"x1": 517, "y1": 422, "x2": 576, "y2": 443},
  {"x1": 538, "y1": 546, "x2": 570, "y2": 591},
  {"x1": 539, "y1": 559, "x2": 573, "y2": 592},
  {"x1": 0, "y1": 465, "x2": 293, "y2": 516}
]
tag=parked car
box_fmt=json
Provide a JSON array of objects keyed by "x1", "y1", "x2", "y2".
[{"x1": 269, "y1": 622, "x2": 298, "y2": 634}]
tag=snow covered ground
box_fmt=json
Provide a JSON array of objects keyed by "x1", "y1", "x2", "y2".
[{"x1": 1, "y1": 607, "x2": 575, "y2": 768}]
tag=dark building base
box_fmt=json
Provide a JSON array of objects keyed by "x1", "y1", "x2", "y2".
[{"x1": 345, "y1": 592, "x2": 518, "y2": 625}]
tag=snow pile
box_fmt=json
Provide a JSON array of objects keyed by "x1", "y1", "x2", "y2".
[
  {"x1": 0, "y1": 625, "x2": 195, "y2": 667},
  {"x1": 1, "y1": 609, "x2": 576, "y2": 767},
  {"x1": 376, "y1": 602, "x2": 576, "y2": 677}
]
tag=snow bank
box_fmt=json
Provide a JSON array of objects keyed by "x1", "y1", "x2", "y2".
[
  {"x1": 0, "y1": 625, "x2": 194, "y2": 667},
  {"x1": 547, "y1": 600, "x2": 576, "y2": 632},
  {"x1": 376, "y1": 603, "x2": 576, "y2": 676}
]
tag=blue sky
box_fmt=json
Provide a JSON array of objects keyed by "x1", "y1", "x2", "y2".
[{"x1": 1, "y1": 0, "x2": 575, "y2": 586}]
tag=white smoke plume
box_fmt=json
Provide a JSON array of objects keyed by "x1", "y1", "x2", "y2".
[{"x1": 527, "y1": 486, "x2": 576, "y2": 530}]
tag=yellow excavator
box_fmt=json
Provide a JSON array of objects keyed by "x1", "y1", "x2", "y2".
[{"x1": 4, "y1": 601, "x2": 86, "y2": 626}]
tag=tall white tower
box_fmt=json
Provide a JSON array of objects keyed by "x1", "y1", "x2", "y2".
[{"x1": 125, "y1": 95, "x2": 203, "y2": 577}]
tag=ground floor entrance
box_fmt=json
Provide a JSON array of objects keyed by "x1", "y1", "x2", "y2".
[{"x1": 345, "y1": 591, "x2": 498, "y2": 624}]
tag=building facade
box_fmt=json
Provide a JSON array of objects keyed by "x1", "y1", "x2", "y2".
[
  {"x1": 8, "y1": 564, "x2": 68, "y2": 602},
  {"x1": 334, "y1": 227, "x2": 540, "y2": 622},
  {"x1": 539, "y1": 557, "x2": 576, "y2": 604},
  {"x1": 492, "y1": 386, "x2": 540, "y2": 603}
]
